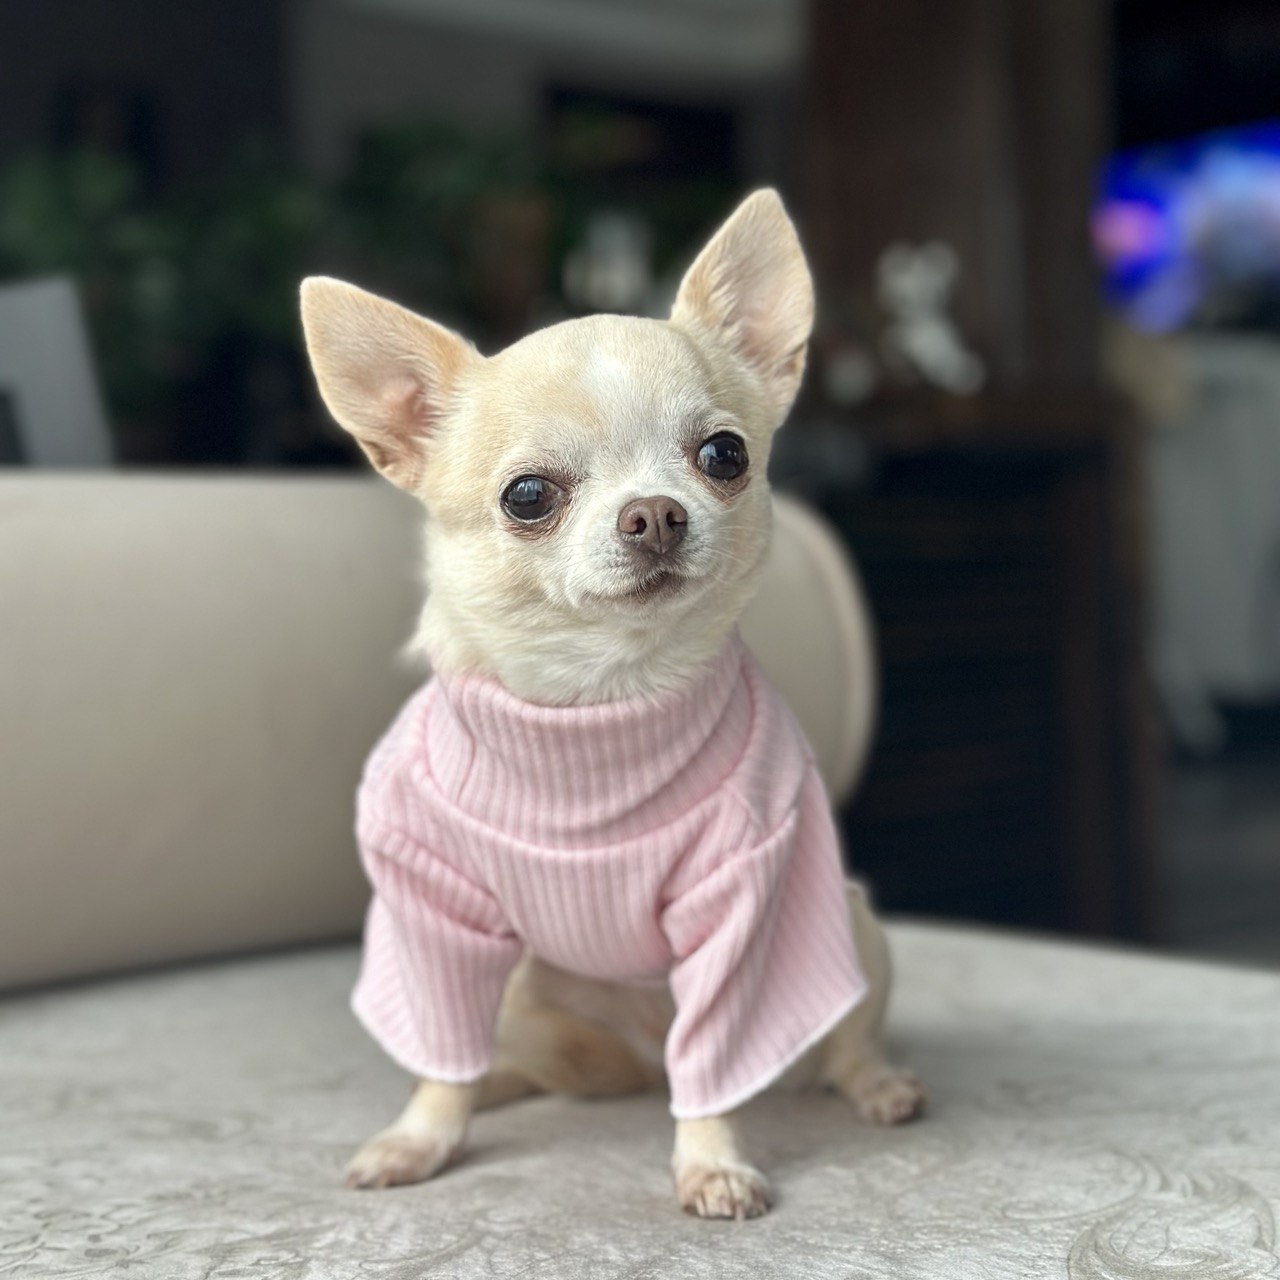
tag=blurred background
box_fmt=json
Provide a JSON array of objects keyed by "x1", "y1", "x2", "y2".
[{"x1": 2, "y1": 0, "x2": 1277, "y2": 962}]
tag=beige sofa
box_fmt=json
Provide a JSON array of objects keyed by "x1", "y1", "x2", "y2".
[{"x1": 2, "y1": 474, "x2": 1278, "y2": 1279}]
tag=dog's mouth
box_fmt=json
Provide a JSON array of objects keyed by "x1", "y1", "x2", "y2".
[
  {"x1": 627, "y1": 570, "x2": 687, "y2": 602},
  {"x1": 594, "y1": 567, "x2": 691, "y2": 606}
]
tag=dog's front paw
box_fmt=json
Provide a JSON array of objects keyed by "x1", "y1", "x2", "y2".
[
  {"x1": 849, "y1": 1067, "x2": 927, "y2": 1126},
  {"x1": 675, "y1": 1161, "x2": 772, "y2": 1221},
  {"x1": 344, "y1": 1129, "x2": 458, "y2": 1190}
]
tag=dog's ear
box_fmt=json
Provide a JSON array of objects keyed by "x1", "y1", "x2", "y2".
[
  {"x1": 300, "y1": 277, "x2": 479, "y2": 490},
  {"x1": 670, "y1": 189, "x2": 814, "y2": 421}
]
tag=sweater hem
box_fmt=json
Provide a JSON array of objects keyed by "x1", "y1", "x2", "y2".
[
  {"x1": 350, "y1": 989, "x2": 490, "y2": 1086},
  {"x1": 667, "y1": 981, "x2": 868, "y2": 1120}
]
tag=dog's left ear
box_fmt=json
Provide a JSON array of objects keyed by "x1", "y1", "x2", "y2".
[{"x1": 670, "y1": 188, "x2": 815, "y2": 422}]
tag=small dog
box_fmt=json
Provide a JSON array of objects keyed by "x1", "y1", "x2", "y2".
[{"x1": 300, "y1": 189, "x2": 923, "y2": 1221}]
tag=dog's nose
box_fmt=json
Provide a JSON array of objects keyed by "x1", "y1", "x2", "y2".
[{"x1": 617, "y1": 496, "x2": 688, "y2": 555}]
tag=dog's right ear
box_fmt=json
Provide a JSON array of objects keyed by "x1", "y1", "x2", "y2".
[{"x1": 300, "y1": 277, "x2": 479, "y2": 491}]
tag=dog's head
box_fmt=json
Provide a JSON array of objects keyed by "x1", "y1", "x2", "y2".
[{"x1": 300, "y1": 189, "x2": 813, "y2": 703}]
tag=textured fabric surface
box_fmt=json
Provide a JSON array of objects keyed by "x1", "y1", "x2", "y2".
[
  {"x1": 5, "y1": 923, "x2": 1280, "y2": 1279},
  {"x1": 354, "y1": 633, "x2": 863, "y2": 1117}
]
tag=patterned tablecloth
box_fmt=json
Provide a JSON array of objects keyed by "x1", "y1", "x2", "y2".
[{"x1": 3, "y1": 923, "x2": 1279, "y2": 1279}]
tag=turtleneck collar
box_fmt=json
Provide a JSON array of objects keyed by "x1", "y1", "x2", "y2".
[{"x1": 421, "y1": 633, "x2": 753, "y2": 847}]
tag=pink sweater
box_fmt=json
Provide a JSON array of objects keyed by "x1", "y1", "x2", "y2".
[{"x1": 351, "y1": 634, "x2": 866, "y2": 1118}]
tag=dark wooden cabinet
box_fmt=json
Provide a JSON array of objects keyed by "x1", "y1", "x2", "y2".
[
  {"x1": 796, "y1": 0, "x2": 1162, "y2": 940},
  {"x1": 775, "y1": 402, "x2": 1163, "y2": 942}
]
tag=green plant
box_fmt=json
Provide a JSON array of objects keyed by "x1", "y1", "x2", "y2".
[
  {"x1": 0, "y1": 116, "x2": 733, "y2": 459},
  {"x1": 0, "y1": 148, "x2": 188, "y2": 416}
]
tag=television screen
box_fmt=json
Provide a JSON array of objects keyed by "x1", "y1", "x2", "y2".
[{"x1": 1094, "y1": 120, "x2": 1280, "y2": 332}]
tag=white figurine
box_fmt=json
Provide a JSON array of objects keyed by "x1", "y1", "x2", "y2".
[{"x1": 877, "y1": 241, "x2": 985, "y2": 395}]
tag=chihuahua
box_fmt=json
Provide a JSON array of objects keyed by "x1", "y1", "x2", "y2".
[{"x1": 300, "y1": 189, "x2": 923, "y2": 1221}]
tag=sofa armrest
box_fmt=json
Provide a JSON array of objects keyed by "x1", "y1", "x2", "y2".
[
  {"x1": 0, "y1": 475, "x2": 423, "y2": 989},
  {"x1": 0, "y1": 474, "x2": 874, "y2": 989}
]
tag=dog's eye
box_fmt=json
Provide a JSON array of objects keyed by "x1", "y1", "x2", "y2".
[
  {"x1": 696, "y1": 433, "x2": 748, "y2": 481},
  {"x1": 502, "y1": 475, "x2": 564, "y2": 522}
]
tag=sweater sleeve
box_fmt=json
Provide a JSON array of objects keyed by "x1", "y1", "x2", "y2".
[
  {"x1": 659, "y1": 769, "x2": 867, "y2": 1118},
  {"x1": 351, "y1": 821, "x2": 522, "y2": 1083}
]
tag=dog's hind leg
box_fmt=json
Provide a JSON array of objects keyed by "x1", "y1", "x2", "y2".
[
  {"x1": 487, "y1": 956, "x2": 665, "y2": 1101},
  {"x1": 818, "y1": 884, "x2": 925, "y2": 1124},
  {"x1": 495, "y1": 1000, "x2": 661, "y2": 1098},
  {"x1": 473, "y1": 1067, "x2": 542, "y2": 1111}
]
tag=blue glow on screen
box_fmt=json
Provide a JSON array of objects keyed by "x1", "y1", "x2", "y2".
[{"x1": 1094, "y1": 121, "x2": 1280, "y2": 332}]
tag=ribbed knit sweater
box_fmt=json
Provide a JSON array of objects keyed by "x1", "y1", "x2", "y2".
[{"x1": 351, "y1": 633, "x2": 866, "y2": 1118}]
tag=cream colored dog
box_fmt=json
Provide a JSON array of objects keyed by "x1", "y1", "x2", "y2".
[{"x1": 300, "y1": 189, "x2": 923, "y2": 1221}]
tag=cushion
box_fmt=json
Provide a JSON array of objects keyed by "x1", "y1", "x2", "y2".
[{"x1": 4, "y1": 922, "x2": 1278, "y2": 1278}]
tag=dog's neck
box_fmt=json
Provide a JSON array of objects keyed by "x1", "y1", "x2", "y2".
[{"x1": 415, "y1": 586, "x2": 753, "y2": 707}]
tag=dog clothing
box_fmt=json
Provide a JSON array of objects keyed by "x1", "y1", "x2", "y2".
[{"x1": 351, "y1": 633, "x2": 866, "y2": 1118}]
